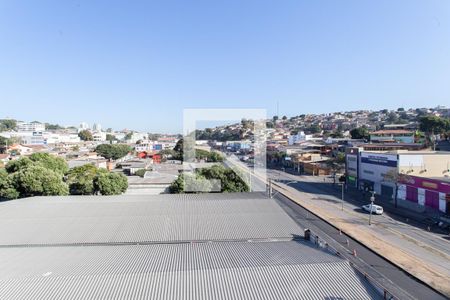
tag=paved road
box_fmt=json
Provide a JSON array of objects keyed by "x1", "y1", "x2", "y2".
[
  {"x1": 225, "y1": 156, "x2": 448, "y2": 299},
  {"x1": 274, "y1": 192, "x2": 447, "y2": 300},
  {"x1": 266, "y1": 169, "x2": 450, "y2": 261}
]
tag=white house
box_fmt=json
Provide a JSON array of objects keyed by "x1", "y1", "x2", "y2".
[{"x1": 288, "y1": 131, "x2": 314, "y2": 145}]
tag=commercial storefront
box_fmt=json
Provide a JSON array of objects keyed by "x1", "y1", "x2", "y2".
[
  {"x1": 345, "y1": 148, "x2": 359, "y2": 188},
  {"x1": 358, "y1": 152, "x2": 398, "y2": 198},
  {"x1": 398, "y1": 175, "x2": 450, "y2": 214}
]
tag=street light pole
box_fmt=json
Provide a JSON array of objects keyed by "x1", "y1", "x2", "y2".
[
  {"x1": 369, "y1": 191, "x2": 375, "y2": 225},
  {"x1": 341, "y1": 183, "x2": 344, "y2": 211}
]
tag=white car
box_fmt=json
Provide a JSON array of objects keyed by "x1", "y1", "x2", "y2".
[{"x1": 362, "y1": 204, "x2": 384, "y2": 215}]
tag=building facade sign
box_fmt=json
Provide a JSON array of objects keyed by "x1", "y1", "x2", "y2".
[{"x1": 360, "y1": 153, "x2": 397, "y2": 167}]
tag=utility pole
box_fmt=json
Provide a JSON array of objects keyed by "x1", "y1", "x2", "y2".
[
  {"x1": 341, "y1": 183, "x2": 344, "y2": 211},
  {"x1": 369, "y1": 191, "x2": 375, "y2": 225}
]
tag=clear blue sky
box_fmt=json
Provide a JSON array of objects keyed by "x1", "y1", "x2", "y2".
[{"x1": 1, "y1": 0, "x2": 449, "y2": 133}]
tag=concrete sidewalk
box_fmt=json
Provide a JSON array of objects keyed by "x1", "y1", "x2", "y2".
[
  {"x1": 272, "y1": 180, "x2": 450, "y2": 298},
  {"x1": 275, "y1": 167, "x2": 449, "y2": 233}
]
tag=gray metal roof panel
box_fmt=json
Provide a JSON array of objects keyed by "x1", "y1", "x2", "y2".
[
  {"x1": 0, "y1": 241, "x2": 380, "y2": 300},
  {"x1": 0, "y1": 193, "x2": 302, "y2": 245}
]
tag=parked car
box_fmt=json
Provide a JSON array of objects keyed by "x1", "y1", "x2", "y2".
[{"x1": 362, "y1": 204, "x2": 384, "y2": 215}]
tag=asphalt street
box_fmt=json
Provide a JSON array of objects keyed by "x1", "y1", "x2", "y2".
[{"x1": 225, "y1": 156, "x2": 448, "y2": 300}]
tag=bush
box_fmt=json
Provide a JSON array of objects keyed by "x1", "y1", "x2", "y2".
[{"x1": 134, "y1": 169, "x2": 147, "y2": 177}]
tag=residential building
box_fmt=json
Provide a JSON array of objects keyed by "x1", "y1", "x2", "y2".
[
  {"x1": 288, "y1": 131, "x2": 314, "y2": 145},
  {"x1": 370, "y1": 129, "x2": 416, "y2": 143},
  {"x1": 20, "y1": 131, "x2": 46, "y2": 145},
  {"x1": 92, "y1": 131, "x2": 106, "y2": 142}
]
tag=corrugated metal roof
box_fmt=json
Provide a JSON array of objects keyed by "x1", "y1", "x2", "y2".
[
  {"x1": 0, "y1": 241, "x2": 380, "y2": 300},
  {"x1": 0, "y1": 193, "x2": 301, "y2": 246},
  {"x1": 0, "y1": 193, "x2": 381, "y2": 299}
]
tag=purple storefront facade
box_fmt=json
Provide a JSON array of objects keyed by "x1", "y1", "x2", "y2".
[{"x1": 398, "y1": 175, "x2": 450, "y2": 214}]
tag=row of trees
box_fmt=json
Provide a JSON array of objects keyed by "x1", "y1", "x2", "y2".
[
  {"x1": 0, "y1": 153, "x2": 128, "y2": 200},
  {"x1": 169, "y1": 165, "x2": 249, "y2": 193}
]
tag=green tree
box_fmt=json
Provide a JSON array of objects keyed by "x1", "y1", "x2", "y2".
[
  {"x1": 350, "y1": 127, "x2": 370, "y2": 139},
  {"x1": 45, "y1": 123, "x2": 63, "y2": 130},
  {"x1": 66, "y1": 164, "x2": 100, "y2": 195},
  {"x1": 330, "y1": 130, "x2": 344, "y2": 138},
  {"x1": 169, "y1": 173, "x2": 214, "y2": 193},
  {"x1": 308, "y1": 124, "x2": 321, "y2": 134},
  {"x1": 0, "y1": 169, "x2": 19, "y2": 200},
  {"x1": 169, "y1": 173, "x2": 185, "y2": 193},
  {"x1": 78, "y1": 130, "x2": 93, "y2": 141},
  {"x1": 326, "y1": 153, "x2": 345, "y2": 184},
  {"x1": 124, "y1": 132, "x2": 133, "y2": 140},
  {"x1": 169, "y1": 165, "x2": 249, "y2": 193},
  {"x1": 266, "y1": 121, "x2": 274, "y2": 128},
  {"x1": 0, "y1": 119, "x2": 17, "y2": 131},
  {"x1": 419, "y1": 116, "x2": 450, "y2": 148},
  {"x1": 106, "y1": 134, "x2": 117, "y2": 143},
  {"x1": 95, "y1": 144, "x2": 131, "y2": 160},
  {"x1": 208, "y1": 151, "x2": 224, "y2": 162},
  {"x1": 28, "y1": 153, "x2": 68, "y2": 174},
  {"x1": 386, "y1": 112, "x2": 399, "y2": 123},
  {"x1": 419, "y1": 116, "x2": 449, "y2": 135},
  {"x1": 12, "y1": 164, "x2": 69, "y2": 197},
  {"x1": 199, "y1": 165, "x2": 249, "y2": 193},
  {"x1": 383, "y1": 169, "x2": 408, "y2": 208},
  {"x1": 93, "y1": 171, "x2": 128, "y2": 195},
  {"x1": 194, "y1": 149, "x2": 224, "y2": 162},
  {"x1": 2, "y1": 154, "x2": 69, "y2": 199},
  {"x1": 5, "y1": 157, "x2": 34, "y2": 173},
  {"x1": 148, "y1": 133, "x2": 161, "y2": 141},
  {"x1": 173, "y1": 138, "x2": 184, "y2": 160}
]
